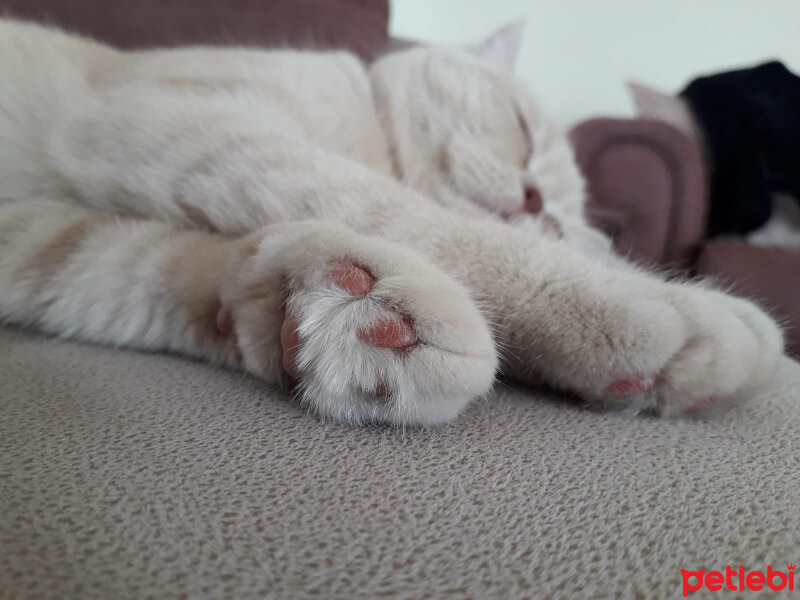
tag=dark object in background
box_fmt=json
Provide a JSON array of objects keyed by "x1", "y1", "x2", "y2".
[
  {"x1": 0, "y1": 0, "x2": 390, "y2": 60},
  {"x1": 680, "y1": 61, "x2": 800, "y2": 237}
]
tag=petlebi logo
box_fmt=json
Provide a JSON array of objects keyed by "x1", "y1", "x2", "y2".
[{"x1": 681, "y1": 564, "x2": 795, "y2": 596}]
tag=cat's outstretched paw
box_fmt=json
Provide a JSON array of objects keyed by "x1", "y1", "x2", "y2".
[
  {"x1": 223, "y1": 224, "x2": 498, "y2": 426},
  {"x1": 590, "y1": 287, "x2": 783, "y2": 416},
  {"x1": 505, "y1": 255, "x2": 784, "y2": 417}
]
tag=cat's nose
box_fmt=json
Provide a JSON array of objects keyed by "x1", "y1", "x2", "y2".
[{"x1": 523, "y1": 186, "x2": 543, "y2": 214}]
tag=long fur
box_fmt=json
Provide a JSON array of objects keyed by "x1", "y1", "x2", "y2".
[{"x1": 0, "y1": 19, "x2": 785, "y2": 425}]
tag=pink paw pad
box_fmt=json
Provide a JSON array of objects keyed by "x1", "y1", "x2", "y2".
[
  {"x1": 604, "y1": 374, "x2": 655, "y2": 397},
  {"x1": 280, "y1": 309, "x2": 303, "y2": 379},
  {"x1": 685, "y1": 395, "x2": 720, "y2": 413},
  {"x1": 216, "y1": 307, "x2": 234, "y2": 335},
  {"x1": 280, "y1": 263, "x2": 415, "y2": 379},
  {"x1": 358, "y1": 316, "x2": 416, "y2": 349},
  {"x1": 328, "y1": 263, "x2": 375, "y2": 296}
]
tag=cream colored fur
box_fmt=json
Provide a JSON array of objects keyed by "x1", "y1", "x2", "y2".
[{"x1": 0, "y1": 19, "x2": 785, "y2": 425}]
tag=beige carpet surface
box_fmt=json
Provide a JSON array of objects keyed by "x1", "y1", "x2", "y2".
[{"x1": 1, "y1": 325, "x2": 799, "y2": 599}]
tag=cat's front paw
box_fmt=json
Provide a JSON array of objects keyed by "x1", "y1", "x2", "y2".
[
  {"x1": 224, "y1": 224, "x2": 498, "y2": 426},
  {"x1": 596, "y1": 287, "x2": 784, "y2": 416}
]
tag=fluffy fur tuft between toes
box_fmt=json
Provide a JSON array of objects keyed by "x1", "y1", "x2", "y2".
[
  {"x1": 284, "y1": 263, "x2": 499, "y2": 427},
  {"x1": 223, "y1": 226, "x2": 499, "y2": 427}
]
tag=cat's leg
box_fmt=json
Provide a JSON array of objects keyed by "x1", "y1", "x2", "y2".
[
  {"x1": 0, "y1": 199, "x2": 496, "y2": 425},
  {"x1": 38, "y1": 95, "x2": 785, "y2": 415},
  {"x1": 226, "y1": 220, "x2": 496, "y2": 425},
  {"x1": 45, "y1": 90, "x2": 399, "y2": 234},
  {"x1": 396, "y1": 216, "x2": 784, "y2": 416},
  {"x1": 0, "y1": 198, "x2": 242, "y2": 366}
]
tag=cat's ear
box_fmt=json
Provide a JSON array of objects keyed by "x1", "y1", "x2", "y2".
[{"x1": 469, "y1": 20, "x2": 525, "y2": 72}]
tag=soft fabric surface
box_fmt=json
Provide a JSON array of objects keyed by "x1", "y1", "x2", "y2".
[{"x1": 1, "y1": 325, "x2": 798, "y2": 598}]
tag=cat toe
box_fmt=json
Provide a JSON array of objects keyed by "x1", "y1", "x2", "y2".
[
  {"x1": 357, "y1": 315, "x2": 416, "y2": 349},
  {"x1": 603, "y1": 374, "x2": 655, "y2": 397},
  {"x1": 328, "y1": 262, "x2": 375, "y2": 296},
  {"x1": 684, "y1": 395, "x2": 720, "y2": 413}
]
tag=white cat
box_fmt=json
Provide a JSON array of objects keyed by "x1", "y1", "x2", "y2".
[{"x1": 0, "y1": 19, "x2": 784, "y2": 425}]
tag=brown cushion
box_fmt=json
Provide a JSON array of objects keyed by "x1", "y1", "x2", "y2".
[
  {"x1": 696, "y1": 239, "x2": 800, "y2": 359},
  {"x1": 2, "y1": 0, "x2": 390, "y2": 60}
]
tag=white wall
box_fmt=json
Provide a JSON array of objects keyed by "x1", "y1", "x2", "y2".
[{"x1": 390, "y1": 1, "x2": 800, "y2": 126}]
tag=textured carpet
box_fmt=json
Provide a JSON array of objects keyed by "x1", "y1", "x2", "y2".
[{"x1": 1, "y1": 325, "x2": 798, "y2": 599}]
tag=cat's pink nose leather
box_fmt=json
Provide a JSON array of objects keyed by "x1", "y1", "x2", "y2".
[{"x1": 523, "y1": 186, "x2": 544, "y2": 214}]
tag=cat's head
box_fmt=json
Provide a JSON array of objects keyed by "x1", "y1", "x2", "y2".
[{"x1": 370, "y1": 22, "x2": 607, "y2": 251}]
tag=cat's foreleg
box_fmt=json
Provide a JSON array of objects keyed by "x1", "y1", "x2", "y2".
[
  {"x1": 0, "y1": 200, "x2": 496, "y2": 425},
  {"x1": 49, "y1": 93, "x2": 401, "y2": 234},
  {"x1": 392, "y1": 216, "x2": 785, "y2": 416},
  {"x1": 0, "y1": 198, "x2": 244, "y2": 366}
]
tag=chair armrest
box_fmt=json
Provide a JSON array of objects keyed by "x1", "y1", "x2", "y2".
[{"x1": 570, "y1": 118, "x2": 708, "y2": 267}]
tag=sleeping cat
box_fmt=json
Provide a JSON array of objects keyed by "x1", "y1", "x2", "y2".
[{"x1": 0, "y1": 19, "x2": 784, "y2": 425}]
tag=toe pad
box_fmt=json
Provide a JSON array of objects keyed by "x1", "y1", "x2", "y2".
[
  {"x1": 329, "y1": 263, "x2": 375, "y2": 296},
  {"x1": 604, "y1": 374, "x2": 655, "y2": 397},
  {"x1": 358, "y1": 317, "x2": 416, "y2": 349}
]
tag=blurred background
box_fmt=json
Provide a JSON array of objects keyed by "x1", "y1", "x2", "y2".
[{"x1": 391, "y1": 0, "x2": 800, "y2": 125}]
